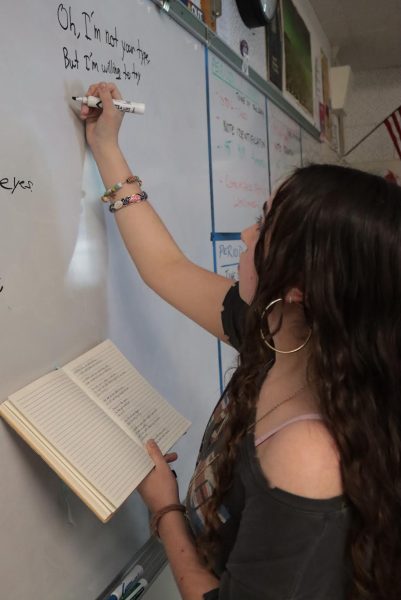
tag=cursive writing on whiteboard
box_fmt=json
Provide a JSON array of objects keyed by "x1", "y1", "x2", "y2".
[
  {"x1": 57, "y1": 4, "x2": 151, "y2": 84},
  {"x1": 0, "y1": 177, "x2": 33, "y2": 194}
]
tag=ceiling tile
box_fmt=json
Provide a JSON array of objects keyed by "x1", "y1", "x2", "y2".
[
  {"x1": 321, "y1": 18, "x2": 353, "y2": 45},
  {"x1": 339, "y1": 27, "x2": 401, "y2": 69},
  {"x1": 308, "y1": 0, "x2": 401, "y2": 70}
]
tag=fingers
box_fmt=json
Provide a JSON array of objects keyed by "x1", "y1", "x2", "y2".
[
  {"x1": 81, "y1": 83, "x2": 99, "y2": 119},
  {"x1": 146, "y1": 439, "x2": 164, "y2": 464},
  {"x1": 164, "y1": 452, "x2": 178, "y2": 464},
  {"x1": 97, "y1": 82, "x2": 115, "y2": 112},
  {"x1": 86, "y1": 83, "x2": 98, "y2": 96},
  {"x1": 80, "y1": 82, "x2": 122, "y2": 119},
  {"x1": 106, "y1": 82, "x2": 123, "y2": 100},
  {"x1": 85, "y1": 82, "x2": 123, "y2": 102},
  {"x1": 146, "y1": 440, "x2": 178, "y2": 467},
  {"x1": 145, "y1": 441, "x2": 179, "y2": 482}
]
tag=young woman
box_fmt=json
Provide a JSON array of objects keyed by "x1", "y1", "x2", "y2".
[{"x1": 81, "y1": 82, "x2": 401, "y2": 600}]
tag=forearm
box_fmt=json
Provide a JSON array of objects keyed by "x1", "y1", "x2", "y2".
[
  {"x1": 158, "y1": 511, "x2": 219, "y2": 600},
  {"x1": 91, "y1": 144, "x2": 188, "y2": 288}
]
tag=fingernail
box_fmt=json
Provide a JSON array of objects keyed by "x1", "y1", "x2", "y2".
[{"x1": 147, "y1": 439, "x2": 155, "y2": 447}]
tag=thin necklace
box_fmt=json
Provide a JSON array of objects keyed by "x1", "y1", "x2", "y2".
[
  {"x1": 248, "y1": 383, "x2": 308, "y2": 432},
  {"x1": 187, "y1": 383, "x2": 308, "y2": 491}
]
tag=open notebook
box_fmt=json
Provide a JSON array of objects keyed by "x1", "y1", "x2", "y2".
[{"x1": 0, "y1": 340, "x2": 191, "y2": 522}]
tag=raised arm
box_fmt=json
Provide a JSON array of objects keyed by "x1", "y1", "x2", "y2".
[{"x1": 82, "y1": 82, "x2": 233, "y2": 340}]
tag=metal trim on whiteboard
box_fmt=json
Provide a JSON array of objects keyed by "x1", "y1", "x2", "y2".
[
  {"x1": 211, "y1": 232, "x2": 241, "y2": 241},
  {"x1": 153, "y1": 0, "x2": 170, "y2": 11},
  {"x1": 205, "y1": 46, "x2": 224, "y2": 395},
  {"x1": 149, "y1": 0, "x2": 320, "y2": 140}
]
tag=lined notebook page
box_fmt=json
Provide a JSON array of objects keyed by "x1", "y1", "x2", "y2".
[
  {"x1": 0, "y1": 402, "x2": 114, "y2": 521},
  {"x1": 8, "y1": 369, "x2": 154, "y2": 507},
  {"x1": 64, "y1": 340, "x2": 191, "y2": 455}
]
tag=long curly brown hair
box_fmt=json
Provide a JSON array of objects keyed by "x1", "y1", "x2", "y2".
[{"x1": 198, "y1": 164, "x2": 401, "y2": 599}]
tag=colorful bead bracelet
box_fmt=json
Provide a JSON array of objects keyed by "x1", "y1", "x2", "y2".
[
  {"x1": 109, "y1": 191, "x2": 148, "y2": 213},
  {"x1": 101, "y1": 175, "x2": 143, "y2": 202}
]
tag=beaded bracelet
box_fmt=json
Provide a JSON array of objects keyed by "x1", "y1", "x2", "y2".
[
  {"x1": 109, "y1": 191, "x2": 148, "y2": 213},
  {"x1": 101, "y1": 175, "x2": 143, "y2": 202},
  {"x1": 150, "y1": 504, "x2": 187, "y2": 538}
]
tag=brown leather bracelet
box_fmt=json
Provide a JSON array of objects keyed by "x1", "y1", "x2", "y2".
[{"x1": 150, "y1": 503, "x2": 186, "y2": 538}]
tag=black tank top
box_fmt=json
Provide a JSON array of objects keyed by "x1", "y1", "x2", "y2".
[{"x1": 186, "y1": 283, "x2": 352, "y2": 599}]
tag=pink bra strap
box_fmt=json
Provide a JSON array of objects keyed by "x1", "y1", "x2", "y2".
[{"x1": 255, "y1": 413, "x2": 323, "y2": 447}]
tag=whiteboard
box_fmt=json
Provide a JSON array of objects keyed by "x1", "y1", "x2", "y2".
[
  {"x1": 207, "y1": 53, "x2": 269, "y2": 386},
  {"x1": 267, "y1": 101, "x2": 302, "y2": 190},
  {"x1": 214, "y1": 236, "x2": 245, "y2": 390},
  {"x1": 208, "y1": 53, "x2": 270, "y2": 233},
  {"x1": 0, "y1": 1, "x2": 219, "y2": 597},
  {"x1": 215, "y1": 238, "x2": 245, "y2": 282}
]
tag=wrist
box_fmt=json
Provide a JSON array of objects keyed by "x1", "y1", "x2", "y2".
[
  {"x1": 90, "y1": 141, "x2": 121, "y2": 161},
  {"x1": 151, "y1": 503, "x2": 186, "y2": 538},
  {"x1": 158, "y1": 508, "x2": 189, "y2": 541}
]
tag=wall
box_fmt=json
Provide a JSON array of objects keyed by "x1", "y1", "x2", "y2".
[
  {"x1": 216, "y1": 0, "x2": 331, "y2": 128},
  {"x1": 344, "y1": 67, "x2": 401, "y2": 181},
  {"x1": 215, "y1": 0, "x2": 268, "y2": 79}
]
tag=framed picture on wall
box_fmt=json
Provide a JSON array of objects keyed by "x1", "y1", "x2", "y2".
[
  {"x1": 282, "y1": 0, "x2": 313, "y2": 115},
  {"x1": 266, "y1": 0, "x2": 283, "y2": 90}
]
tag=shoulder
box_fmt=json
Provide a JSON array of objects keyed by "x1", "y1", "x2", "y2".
[{"x1": 258, "y1": 419, "x2": 343, "y2": 499}]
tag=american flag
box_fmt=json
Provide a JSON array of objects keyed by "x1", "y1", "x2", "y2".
[{"x1": 384, "y1": 106, "x2": 401, "y2": 159}]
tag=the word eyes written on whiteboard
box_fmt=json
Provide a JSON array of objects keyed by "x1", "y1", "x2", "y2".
[
  {"x1": 57, "y1": 4, "x2": 151, "y2": 84},
  {"x1": 0, "y1": 178, "x2": 34, "y2": 297},
  {"x1": 0, "y1": 178, "x2": 34, "y2": 195}
]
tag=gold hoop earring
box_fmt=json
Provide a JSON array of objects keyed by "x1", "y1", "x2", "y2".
[{"x1": 260, "y1": 298, "x2": 312, "y2": 354}]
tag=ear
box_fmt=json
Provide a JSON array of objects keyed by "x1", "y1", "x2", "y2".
[{"x1": 285, "y1": 287, "x2": 304, "y2": 304}]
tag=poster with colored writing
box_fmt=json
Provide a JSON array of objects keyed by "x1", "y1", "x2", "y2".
[
  {"x1": 208, "y1": 53, "x2": 270, "y2": 233},
  {"x1": 215, "y1": 237, "x2": 244, "y2": 282},
  {"x1": 267, "y1": 101, "x2": 301, "y2": 190}
]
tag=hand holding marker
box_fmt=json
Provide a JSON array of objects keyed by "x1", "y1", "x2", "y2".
[{"x1": 72, "y1": 95, "x2": 146, "y2": 115}]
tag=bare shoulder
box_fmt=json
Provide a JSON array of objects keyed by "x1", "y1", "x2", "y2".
[{"x1": 257, "y1": 420, "x2": 343, "y2": 499}]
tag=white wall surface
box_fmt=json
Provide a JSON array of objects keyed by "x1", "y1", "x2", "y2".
[
  {"x1": 216, "y1": 0, "x2": 338, "y2": 161},
  {"x1": 344, "y1": 67, "x2": 401, "y2": 178}
]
